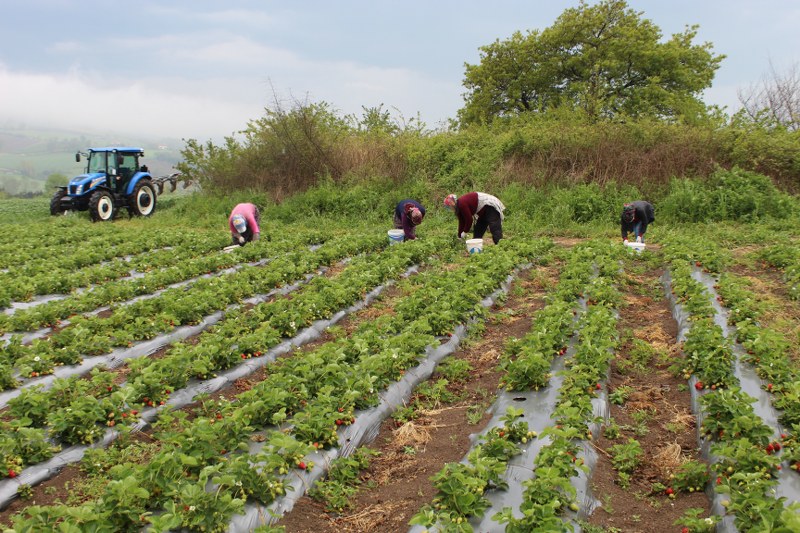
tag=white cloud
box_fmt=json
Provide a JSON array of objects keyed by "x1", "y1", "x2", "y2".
[
  {"x1": 0, "y1": 66, "x2": 260, "y2": 140},
  {"x1": 0, "y1": 46, "x2": 460, "y2": 143}
]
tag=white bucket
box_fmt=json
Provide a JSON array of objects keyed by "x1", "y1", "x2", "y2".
[
  {"x1": 466, "y1": 238, "x2": 484, "y2": 254},
  {"x1": 624, "y1": 241, "x2": 646, "y2": 253},
  {"x1": 388, "y1": 229, "x2": 404, "y2": 245}
]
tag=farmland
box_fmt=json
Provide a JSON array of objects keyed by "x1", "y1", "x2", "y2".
[{"x1": 0, "y1": 189, "x2": 799, "y2": 533}]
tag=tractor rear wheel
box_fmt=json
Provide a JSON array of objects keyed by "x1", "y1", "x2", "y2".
[
  {"x1": 129, "y1": 179, "x2": 157, "y2": 217},
  {"x1": 89, "y1": 190, "x2": 115, "y2": 222},
  {"x1": 50, "y1": 189, "x2": 67, "y2": 216}
]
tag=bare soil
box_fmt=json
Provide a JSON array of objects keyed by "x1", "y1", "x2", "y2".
[{"x1": 586, "y1": 258, "x2": 712, "y2": 532}]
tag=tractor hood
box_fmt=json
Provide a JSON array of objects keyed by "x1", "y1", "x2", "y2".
[{"x1": 68, "y1": 172, "x2": 107, "y2": 195}]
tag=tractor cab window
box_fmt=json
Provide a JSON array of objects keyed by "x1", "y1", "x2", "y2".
[
  {"x1": 88, "y1": 152, "x2": 107, "y2": 173},
  {"x1": 116, "y1": 154, "x2": 136, "y2": 181}
]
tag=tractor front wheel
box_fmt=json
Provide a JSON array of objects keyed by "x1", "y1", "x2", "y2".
[
  {"x1": 50, "y1": 189, "x2": 67, "y2": 216},
  {"x1": 129, "y1": 180, "x2": 157, "y2": 217},
  {"x1": 89, "y1": 190, "x2": 115, "y2": 222}
]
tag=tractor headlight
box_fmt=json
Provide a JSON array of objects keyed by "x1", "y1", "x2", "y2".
[{"x1": 74, "y1": 184, "x2": 83, "y2": 195}]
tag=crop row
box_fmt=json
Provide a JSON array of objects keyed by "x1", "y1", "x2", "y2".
[
  {"x1": 0, "y1": 233, "x2": 439, "y2": 493},
  {"x1": 756, "y1": 242, "x2": 800, "y2": 300},
  {"x1": 662, "y1": 235, "x2": 797, "y2": 531},
  {"x1": 0, "y1": 228, "x2": 212, "y2": 307},
  {"x1": 0, "y1": 229, "x2": 327, "y2": 334},
  {"x1": 497, "y1": 241, "x2": 621, "y2": 532},
  {"x1": 409, "y1": 241, "x2": 611, "y2": 531},
  {"x1": 4, "y1": 239, "x2": 548, "y2": 532},
  {"x1": 0, "y1": 222, "x2": 140, "y2": 268},
  {"x1": 0, "y1": 233, "x2": 384, "y2": 389},
  {"x1": 713, "y1": 273, "x2": 800, "y2": 481}
]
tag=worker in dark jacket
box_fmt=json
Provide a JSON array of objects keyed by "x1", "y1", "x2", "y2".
[
  {"x1": 444, "y1": 192, "x2": 506, "y2": 244},
  {"x1": 621, "y1": 201, "x2": 655, "y2": 243},
  {"x1": 393, "y1": 199, "x2": 425, "y2": 241}
]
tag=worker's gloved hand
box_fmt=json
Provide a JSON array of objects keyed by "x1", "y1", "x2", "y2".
[
  {"x1": 623, "y1": 239, "x2": 629, "y2": 245},
  {"x1": 460, "y1": 232, "x2": 467, "y2": 239},
  {"x1": 237, "y1": 235, "x2": 245, "y2": 245}
]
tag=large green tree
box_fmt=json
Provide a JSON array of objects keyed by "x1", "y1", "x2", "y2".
[{"x1": 458, "y1": 0, "x2": 724, "y2": 125}]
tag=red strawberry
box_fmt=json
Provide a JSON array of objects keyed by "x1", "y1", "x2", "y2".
[
  {"x1": 694, "y1": 381, "x2": 704, "y2": 391},
  {"x1": 665, "y1": 487, "x2": 674, "y2": 495},
  {"x1": 595, "y1": 383, "x2": 602, "y2": 390},
  {"x1": 298, "y1": 461, "x2": 306, "y2": 470},
  {"x1": 7, "y1": 470, "x2": 16, "y2": 478}
]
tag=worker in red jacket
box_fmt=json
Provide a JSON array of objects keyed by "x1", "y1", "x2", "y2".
[
  {"x1": 443, "y1": 192, "x2": 506, "y2": 244},
  {"x1": 228, "y1": 203, "x2": 261, "y2": 246}
]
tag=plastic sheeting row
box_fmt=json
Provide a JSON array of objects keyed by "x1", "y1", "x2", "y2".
[{"x1": 662, "y1": 267, "x2": 800, "y2": 533}]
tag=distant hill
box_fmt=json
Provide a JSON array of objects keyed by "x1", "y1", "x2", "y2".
[{"x1": 0, "y1": 125, "x2": 184, "y2": 196}]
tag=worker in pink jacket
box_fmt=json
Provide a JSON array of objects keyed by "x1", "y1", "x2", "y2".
[{"x1": 228, "y1": 203, "x2": 261, "y2": 246}]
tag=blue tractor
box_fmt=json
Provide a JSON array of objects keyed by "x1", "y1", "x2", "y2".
[{"x1": 50, "y1": 147, "x2": 178, "y2": 221}]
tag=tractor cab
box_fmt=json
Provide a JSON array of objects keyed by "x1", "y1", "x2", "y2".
[{"x1": 77, "y1": 149, "x2": 141, "y2": 192}]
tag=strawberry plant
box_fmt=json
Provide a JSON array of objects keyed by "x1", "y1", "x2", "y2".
[
  {"x1": 610, "y1": 438, "x2": 643, "y2": 488},
  {"x1": 211, "y1": 454, "x2": 287, "y2": 505},
  {"x1": 47, "y1": 395, "x2": 107, "y2": 445},
  {"x1": 674, "y1": 507, "x2": 719, "y2": 532},
  {"x1": 699, "y1": 387, "x2": 773, "y2": 444},
  {"x1": 671, "y1": 459, "x2": 710, "y2": 493},
  {"x1": 308, "y1": 447, "x2": 378, "y2": 513}
]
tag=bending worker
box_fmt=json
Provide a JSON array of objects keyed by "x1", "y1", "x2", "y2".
[
  {"x1": 229, "y1": 202, "x2": 261, "y2": 246},
  {"x1": 621, "y1": 200, "x2": 655, "y2": 243},
  {"x1": 393, "y1": 199, "x2": 425, "y2": 241},
  {"x1": 444, "y1": 191, "x2": 505, "y2": 244}
]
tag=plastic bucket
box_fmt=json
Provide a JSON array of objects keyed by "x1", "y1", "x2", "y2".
[
  {"x1": 466, "y1": 238, "x2": 484, "y2": 254},
  {"x1": 624, "y1": 241, "x2": 646, "y2": 253},
  {"x1": 388, "y1": 229, "x2": 404, "y2": 245}
]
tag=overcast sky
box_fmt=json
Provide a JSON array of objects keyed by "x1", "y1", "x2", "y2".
[{"x1": 1, "y1": 0, "x2": 798, "y2": 143}]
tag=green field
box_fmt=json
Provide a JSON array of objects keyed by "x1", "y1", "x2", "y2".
[{"x1": 0, "y1": 184, "x2": 798, "y2": 532}]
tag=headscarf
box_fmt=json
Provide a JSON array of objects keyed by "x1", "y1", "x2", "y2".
[
  {"x1": 443, "y1": 194, "x2": 457, "y2": 210},
  {"x1": 409, "y1": 207, "x2": 423, "y2": 225}
]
